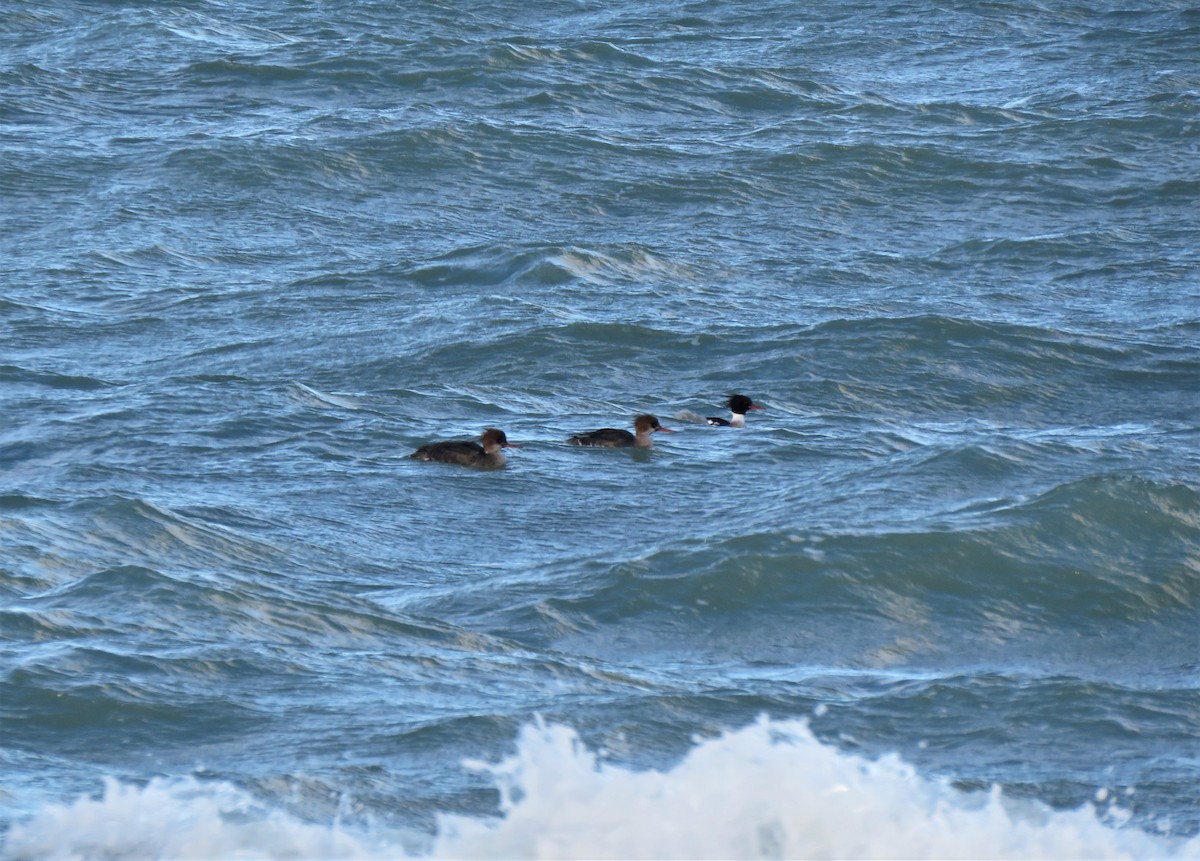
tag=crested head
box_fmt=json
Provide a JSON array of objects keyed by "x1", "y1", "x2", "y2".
[
  {"x1": 727, "y1": 394, "x2": 759, "y2": 414},
  {"x1": 632, "y1": 414, "x2": 674, "y2": 437},
  {"x1": 480, "y1": 427, "x2": 509, "y2": 450},
  {"x1": 633, "y1": 413, "x2": 661, "y2": 432}
]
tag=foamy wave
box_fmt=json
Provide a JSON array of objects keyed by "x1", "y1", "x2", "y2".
[
  {"x1": 0, "y1": 776, "x2": 403, "y2": 861},
  {"x1": 4, "y1": 719, "x2": 1194, "y2": 861},
  {"x1": 433, "y1": 718, "x2": 1191, "y2": 860}
]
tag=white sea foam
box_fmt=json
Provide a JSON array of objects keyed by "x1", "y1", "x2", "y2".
[
  {"x1": 4, "y1": 718, "x2": 1194, "y2": 861},
  {"x1": 1, "y1": 775, "x2": 398, "y2": 861}
]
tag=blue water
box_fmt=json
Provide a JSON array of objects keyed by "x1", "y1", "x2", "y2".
[{"x1": 3, "y1": 1, "x2": 1199, "y2": 857}]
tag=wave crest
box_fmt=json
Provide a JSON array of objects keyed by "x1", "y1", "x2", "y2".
[{"x1": 5, "y1": 719, "x2": 1193, "y2": 860}]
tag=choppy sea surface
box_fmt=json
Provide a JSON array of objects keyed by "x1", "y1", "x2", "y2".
[{"x1": 3, "y1": 1, "x2": 1199, "y2": 858}]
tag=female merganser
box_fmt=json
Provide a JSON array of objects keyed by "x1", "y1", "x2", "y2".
[
  {"x1": 411, "y1": 427, "x2": 517, "y2": 468},
  {"x1": 568, "y1": 414, "x2": 675, "y2": 448},
  {"x1": 706, "y1": 394, "x2": 763, "y2": 427}
]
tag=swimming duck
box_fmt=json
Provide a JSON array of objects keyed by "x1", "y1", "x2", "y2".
[
  {"x1": 706, "y1": 394, "x2": 764, "y2": 427},
  {"x1": 411, "y1": 427, "x2": 516, "y2": 468},
  {"x1": 568, "y1": 414, "x2": 675, "y2": 448}
]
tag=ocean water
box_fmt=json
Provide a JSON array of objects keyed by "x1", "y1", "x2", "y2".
[{"x1": 2, "y1": 0, "x2": 1199, "y2": 858}]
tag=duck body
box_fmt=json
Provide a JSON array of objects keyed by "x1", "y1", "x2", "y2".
[
  {"x1": 568, "y1": 427, "x2": 637, "y2": 447},
  {"x1": 706, "y1": 394, "x2": 763, "y2": 427},
  {"x1": 411, "y1": 428, "x2": 514, "y2": 468},
  {"x1": 569, "y1": 413, "x2": 673, "y2": 448}
]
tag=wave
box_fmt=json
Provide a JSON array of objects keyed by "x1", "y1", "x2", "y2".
[
  {"x1": 483, "y1": 39, "x2": 658, "y2": 72},
  {"x1": 357, "y1": 307, "x2": 1197, "y2": 426},
  {"x1": 736, "y1": 314, "x2": 1197, "y2": 420},
  {"x1": 479, "y1": 473, "x2": 1199, "y2": 680},
  {"x1": 404, "y1": 241, "x2": 693, "y2": 290},
  {"x1": 6, "y1": 561, "x2": 505, "y2": 663},
  {"x1": 0, "y1": 364, "x2": 115, "y2": 392},
  {"x1": 3, "y1": 718, "x2": 1193, "y2": 860},
  {"x1": 158, "y1": 11, "x2": 299, "y2": 51}
]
